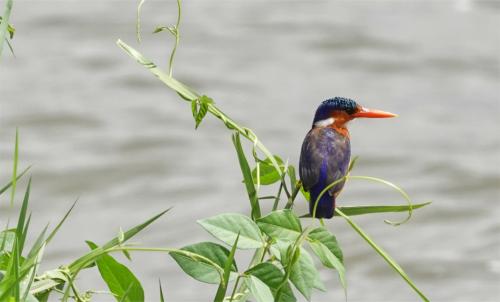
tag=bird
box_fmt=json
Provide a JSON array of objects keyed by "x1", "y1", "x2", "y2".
[{"x1": 299, "y1": 97, "x2": 397, "y2": 218}]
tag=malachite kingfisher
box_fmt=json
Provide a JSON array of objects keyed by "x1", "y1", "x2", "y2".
[{"x1": 299, "y1": 97, "x2": 397, "y2": 218}]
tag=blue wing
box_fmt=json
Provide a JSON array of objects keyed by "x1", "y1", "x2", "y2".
[{"x1": 299, "y1": 127, "x2": 351, "y2": 218}]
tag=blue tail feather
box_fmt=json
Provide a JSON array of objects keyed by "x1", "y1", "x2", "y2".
[
  {"x1": 309, "y1": 160, "x2": 336, "y2": 218},
  {"x1": 310, "y1": 187, "x2": 335, "y2": 218}
]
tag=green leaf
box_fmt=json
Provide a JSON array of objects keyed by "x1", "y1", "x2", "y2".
[
  {"x1": 313, "y1": 272, "x2": 326, "y2": 292},
  {"x1": 307, "y1": 227, "x2": 346, "y2": 294},
  {"x1": 86, "y1": 241, "x2": 144, "y2": 302},
  {"x1": 10, "y1": 129, "x2": 19, "y2": 207},
  {"x1": 0, "y1": 230, "x2": 15, "y2": 252},
  {"x1": 0, "y1": 16, "x2": 15, "y2": 39},
  {"x1": 246, "y1": 262, "x2": 296, "y2": 302},
  {"x1": 45, "y1": 200, "x2": 77, "y2": 245},
  {"x1": 198, "y1": 213, "x2": 263, "y2": 249},
  {"x1": 191, "y1": 99, "x2": 198, "y2": 119},
  {"x1": 69, "y1": 209, "x2": 170, "y2": 275},
  {"x1": 257, "y1": 210, "x2": 302, "y2": 242},
  {"x1": 251, "y1": 156, "x2": 284, "y2": 185},
  {"x1": 214, "y1": 233, "x2": 239, "y2": 302},
  {"x1": 16, "y1": 178, "x2": 32, "y2": 254},
  {"x1": 232, "y1": 133, "x2": 261, "y2": 220},
  {"x1": 158, "y1": 279, "x2": 165, "y2": 302},
  {"x1": 244, "y1": 275, "x2": 274, "y2": 302},
  {"x1": 0, "y1": 0, "x2": 13, "y2": 58},
  {"x1": 337, "y1": 202, "x2": 431, "y2": 217},
  {"x1": 308, "y1": 240, "x2": 346, "y2": 293},
  {"x1": 103, "y1": 208, "x2": 171, "y2": 250},
  {"x1": 335, "y1": 208, "x2": 429, "y2": 302},
  {"x1": 170, "y1": 242, "x2": 235, "y2": 284},
  {"x1": 269, "y1": 240, "x2": 289, "y2": 263},
  {"x1": 289, "y1": 249, "x2": 317, "y2": 301},
  {"x1": 307, "y1": 227, "x2": 343, "y2": 263},
  {"x1": 34, "y1": 290, "x2": 50, "y2": 302},
  {"x1": 21, "y1": 241, "x2": 44, "y2": 302},
  {"x1": 347, "y1": 155, "x2": 359, "y2": 173},
  {"x1": 194, "y1": 95, "x2": 213, "y2": 129},
  {"x1": 0, "y1": 166, "x2": 30, "y2": 196}
]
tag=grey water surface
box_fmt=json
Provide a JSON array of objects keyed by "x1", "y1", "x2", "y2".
[{"x1": 1, "y1": 0, "x2": 499, "y2": 301}]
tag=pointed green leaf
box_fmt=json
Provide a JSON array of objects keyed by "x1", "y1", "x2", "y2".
[
  {"x1": 289, "y1": 249, "x2": 317, "y2": 301},
  {"x1": 191, "y1": 99, "x2": 198, "y2": 119},
  {"x1": 103, "y1": 208, "x2": 171, "y2": 250},
  {"x1": 87, "y1": 241, "x2": 144, "y2": 302},
  {"x1": 69, "y1": 209, "x2": 170, "y2": 275},
  {"x1": 251, "y1": 156, "x2": 285, "y2": 185},
  {"x1": 16, "y1": 178, "x2": 32, "y2": 254},
  {"x1": 307, "y1": 227, "x2": 345, "y2": 293},
  {"x1": 244, "y1": 275, "x2": 274, "y2": 302},
  {"x1": 214, "y1": 233, "x2": 239, "y2": 302},
  {"x1": 194, "y1": 95, "x2": 212, "y2": 129},
  {"x1": 45, "y1": 200, "x2": 77, "y2": 245},
  {"x1": 9, "y1": 129, "x2": 19, "y2": 206},
  {"x1": 0, "y1": 16, "x2": 15, "y2": 39},
  {"x1": 198, "y1": 213, "x2": 263, "y2": 249},
  {"x1": 0, "y1": 166, "x2": 30, "y2": 196},
  {"x1": 0, "y1": 230, "x2": 15, "y2": 252},
  {"x1": 158, "y1": 279, "x2": 165, "y2": 302},
  {"x1": 170, "y1": 242, "x2": 235, "y2": 284},
  {"x1": 313, "y1": 272, "x2": 326, "y2": 292},
  {"x1": 246, "y1": 262, "x2": 296, "y2": 302},
  {"x1": 308, "y1": 240, "x2": 346, "y2": 293},
  {"x1": 232, "y1": 133, "x2": 260, "y2": 219},
  {"x1": 257, "y1": 210, "x2": 302, "y2": 241},
  {"x1": 307, "y1": 227, "x2": 343, "y2": 263},
  {"x1": 337, "y1": 202, "x2": 431, "y2": 217}
]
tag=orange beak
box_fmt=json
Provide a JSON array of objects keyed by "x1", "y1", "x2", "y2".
[{"x1": 351, "y1": 107, "x2": 398, "y2": 118}]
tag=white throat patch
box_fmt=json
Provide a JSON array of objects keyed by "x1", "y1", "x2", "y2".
[{"x1": 314, "y1": 117, "x2": 335, "y2": 128}]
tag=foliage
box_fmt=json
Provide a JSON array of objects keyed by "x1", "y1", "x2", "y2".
[
  {"x1": 0, "y1": 0, "x2": 432, "y2": 301},
  {"x1": 0, "y1": 0, "x2": 15, "y2": 58}
]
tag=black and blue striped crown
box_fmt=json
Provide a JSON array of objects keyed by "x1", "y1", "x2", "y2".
[{"x1": 313, "y1": 97, "x2": 358, "y2": 123}]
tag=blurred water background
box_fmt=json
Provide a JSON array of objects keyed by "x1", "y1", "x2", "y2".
[{"x1": 1, "y1": 0, "x2": 499, "y2": 301}]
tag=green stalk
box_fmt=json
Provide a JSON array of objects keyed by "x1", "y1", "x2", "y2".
[
  {"x1": 312, "y1": 174, "x2": 414, "y2": 225},
  {"x1": 168, "y1": 0, "x2": 181, "y2": 76},
  {"x1": 116, "y1": 40, "x2": 283, "y2": 178},
  {"x1": 31, "y1": 246, "x2": 225, "y2": 295},
  {"x1": 228, "y1": 275, "x2": 241, "y2": 302},
  {"x1": 136, "y1": 0, "x2": 146, "y2": 42},
  {"x1": 335, "y1": 208, "x2": 429, "y2": 302}
]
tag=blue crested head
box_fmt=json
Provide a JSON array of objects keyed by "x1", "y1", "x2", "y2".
[{"x1": 313, "y1": 97, "x2": 359, "y2": 124}]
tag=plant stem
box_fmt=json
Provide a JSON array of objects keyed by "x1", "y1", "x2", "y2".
[
  {"x1": 168, "y1": 0, "x2": 181, "y2": 76},
  {"x1": 228, "y1": 275, "x2": 241, "y2": 302},
  {"x1": 259, "y1": 240, "x2": 272, "y2": 263},
  {"x1": 272, "y1": 183, "x2": 283, "y2": 211},
  {"x1": 335, "y1": 208, "x2": 429, "y2": 302},
  {"x1": 284, "y1": 181, "x2": 302, "y2": 209},
  {"x1": 117, "y1": 40, "x2": 284, "y2": 177}
]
